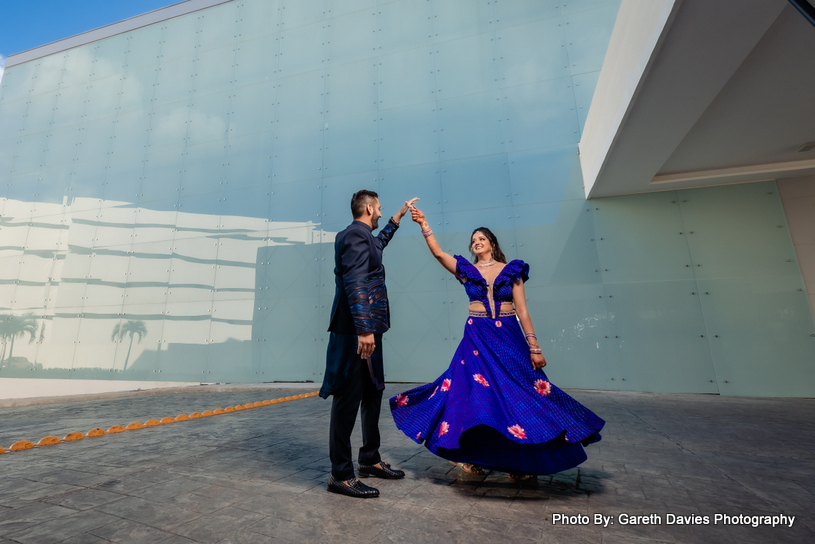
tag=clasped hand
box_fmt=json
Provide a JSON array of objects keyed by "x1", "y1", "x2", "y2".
[{"x1": 395, "y1": 197, "x2": 420, "y2": 223}]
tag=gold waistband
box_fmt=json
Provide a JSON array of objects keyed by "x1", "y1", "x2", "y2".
[{"x1": 469, "y1": 310, "x2": 516, "y2": 318}]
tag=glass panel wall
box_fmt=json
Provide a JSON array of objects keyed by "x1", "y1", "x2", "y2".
[{"x1": 1, "y1": 0, "x2": 813, "y2": 396}]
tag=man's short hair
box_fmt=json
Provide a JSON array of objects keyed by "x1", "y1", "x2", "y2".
[{"x1": 350, "y1": 190, "x2": 379, "y2": 219}]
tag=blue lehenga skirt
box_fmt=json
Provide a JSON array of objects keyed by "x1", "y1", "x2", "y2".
[{"x1": 390, "y1": 311, "x2": 605, "y2": 475}]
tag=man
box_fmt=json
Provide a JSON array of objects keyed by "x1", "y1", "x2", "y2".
[{"x1": 320, "y1": 190, "x2": 418, "y2": 498}]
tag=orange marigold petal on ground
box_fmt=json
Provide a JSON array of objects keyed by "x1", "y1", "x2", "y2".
[
  {"x1": 160, "y1": 417, "x2": 176, "y2": 424},
  {"x1": 10, "y1": 441, "x2": 35, "y2": 451},
  {"x1": 213, "y1": 408, "x2": 225, "y2": 414},
  {"x1": 176, "y1": 414, "x2": 190, "y2": 421},
  {"x1": 38, "y1": 436, "x2": 61, "y2": 446},
  {"x1": 253, "y1": 401, "x2": 264, "y2": 407},
  {"x1": 144, "y1": 419, "x2": 161, "y2": 427},
  {"x1": 188, "y1": 412, "x2": 203, "y2": 419},
  {"x1": 262, "y1": 400, "x2": 272, "y2": 405},
  {"x1": 0, "y1": 446, "x2": 5, "y2": 454},
  {"x1": 243, "y1": 403, "x2": 254, "y2": 409},
  {"x1": 86, "y1": 428, "x2": 106, "y2": 437},
  {"x1": 126, "y1": 422, "x2": 144, "y2": 430},
  {"x1": 107, "y1": 425, "x2": 126, "y2": 434},
  {"x1": 202, "y1": 410, "x2": 215, "y2": 416},
  {"x1": 224, "y1": 407, "x2": 235, "y2": 412},
  {"x1": 63, "y1": 432, "x2": 84, "y2": 441}
]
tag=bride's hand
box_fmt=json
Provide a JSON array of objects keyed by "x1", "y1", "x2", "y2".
[
  {"x1": 531, "y1": 353, "x2": 547, "y2": 370},
  {"x1": 410, "y1": 206, "x2": 426, "y2": 225}
]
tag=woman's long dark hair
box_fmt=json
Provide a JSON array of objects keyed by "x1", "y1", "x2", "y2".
[{"x1": 469, "y1": 227, "x2": 507, "y2": 264}]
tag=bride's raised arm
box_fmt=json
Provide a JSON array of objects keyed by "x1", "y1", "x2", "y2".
[{"x1": 409, "y1": 205, "x2": 458, "y2": 275}]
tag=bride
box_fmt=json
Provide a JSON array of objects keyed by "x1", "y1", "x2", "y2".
[{"x1": 389, "y1": 204, "x2": 605, "y2": 478}]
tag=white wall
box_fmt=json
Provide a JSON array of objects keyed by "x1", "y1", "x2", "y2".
[
  {"x1": 778, "y1": 175, "x2": 815, "y2": 315},
  {"x1": 0, "y1": 378, "x2": 202, "y2": 401}
]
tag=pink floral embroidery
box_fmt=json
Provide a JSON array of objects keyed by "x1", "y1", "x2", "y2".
[
  {"x1": 441, "y1": 378, "x2": 451, "y2": 392},
  {"x1": 395, "y1": 394, "x2": 409, "y2": 407},
  {"x1": 495, "y1": 321, "x2": 502, "y2": 328},
  {"x1": 508, "y1": 425, "x2": 527, "y2": 440},
  {"x1": 461, "y1": 359, "x2": 465, "y2": 365},
  {"x1": 564, "y1": 435, "x2": 570, "y2": 442},
  {"x1": 429, "y1": 386, "x2": 439, "y2": 399},
  {"x1": 534, "y1": 379, "x2": 552, "y2": 397},
  {"x1": 473, "y1": 350, "x2": 479, "y2": 356},
  {"x1": 467, "y1": 319, "x2": 473, "y2": 325},
  {"x1": 439, "y1": 421, "x2": 449, "y2": 436},
  {"x1": 473, "y1": 374, "x2": 489, "y2": 387}
]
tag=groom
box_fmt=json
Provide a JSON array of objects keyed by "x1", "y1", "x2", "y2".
[{"x1": 320, "y1": 190, "x2": 418, "y2": 498}]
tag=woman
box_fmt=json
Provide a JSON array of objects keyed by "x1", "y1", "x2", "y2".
[{"x1": 389, "y1": 205, "x2": 604, "y2": 478}]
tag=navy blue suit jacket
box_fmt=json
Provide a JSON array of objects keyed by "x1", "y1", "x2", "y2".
[{"x1": 328, "y1": 218, "x2": 398, "y2": 335}]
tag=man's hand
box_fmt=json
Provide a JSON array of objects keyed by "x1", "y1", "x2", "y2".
[
  {"x1": 357, "y1": 333, "x2": 375, "y2": 360},
  {"x1": 394, "y1": 197, "x2": 420, "y2": 224}
]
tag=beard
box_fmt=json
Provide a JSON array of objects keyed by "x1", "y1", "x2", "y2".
[{"x1": 371, "y1": 214, "x2": 380, "y2": 230}]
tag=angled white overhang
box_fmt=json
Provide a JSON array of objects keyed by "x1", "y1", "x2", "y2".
[{"x1": 579, "y1": 0, "x2": 815, "y2": 199}]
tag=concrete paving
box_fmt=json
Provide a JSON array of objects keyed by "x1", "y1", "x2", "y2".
[{"x1": 0, "y1": 386, "x2": 813, "y2": 543}]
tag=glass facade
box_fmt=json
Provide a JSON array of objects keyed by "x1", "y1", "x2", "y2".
[{"x1": 0, "y1": 0, "x2": 812, "y2": 396}]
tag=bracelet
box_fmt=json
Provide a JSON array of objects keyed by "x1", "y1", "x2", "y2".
[
  {"x1": 529, "y1": 349, "x2": 542, "y2": 354},
  {"x1": 525, "y1": 333, "x2": 537, "y2": 339},
  {"x1": 422, "y1": 230, "x2": 433, "y2": 238}
]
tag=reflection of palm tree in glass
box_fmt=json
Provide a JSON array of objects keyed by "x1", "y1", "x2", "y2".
[
  {"x1": 0, "y1": 313, "x2": 38, "y2": 363},
  {"x1": 111, "y1": 321, "x2": 147, "y2": 371}
]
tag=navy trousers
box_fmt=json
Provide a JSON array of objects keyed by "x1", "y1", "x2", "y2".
[{"x1": 326, "y1": 333, "x2": 383, "y2": 480}]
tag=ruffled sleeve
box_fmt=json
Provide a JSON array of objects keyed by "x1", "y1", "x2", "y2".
[
  {"x1": 498, "y1": 259, "x2": 530, "y2": 285},
  {"x1": 453, "y1": 255, "x2": 484, "y2": 285}
]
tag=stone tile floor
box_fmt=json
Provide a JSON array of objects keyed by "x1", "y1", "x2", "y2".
[{"x1": 0, "y1": 386, "x2": 813, "y2": 543}]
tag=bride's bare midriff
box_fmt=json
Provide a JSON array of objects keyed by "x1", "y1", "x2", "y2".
[{"x1": 468, "y1": 302, "x2": 515, "y2": 313}]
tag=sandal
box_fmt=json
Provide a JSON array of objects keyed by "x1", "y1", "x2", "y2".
[
  {"x1": 508, "y1": 473, "x2": 534, "y2": 482},
  {"x1": 450, "y1": 461, "x2": 486, "y2": 475}
]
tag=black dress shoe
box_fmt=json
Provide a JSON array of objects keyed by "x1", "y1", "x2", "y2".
[
  {"x1": 327, "y1": 474, "x2": 379, "y2": 498},
  {"x1": 358, "y1": 461, "x2": 405, "y2": 479}
]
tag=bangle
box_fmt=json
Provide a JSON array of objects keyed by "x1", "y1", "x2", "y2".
[
  {"x1": 529, "y1": 349, "x2": 542, "y2": 354},
  {"x1": 525, "y1": 333, "x2": 537, "y2": 339},
  {"x1": 422, "y1": 230, "x2": 433, "y2": 238}
]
